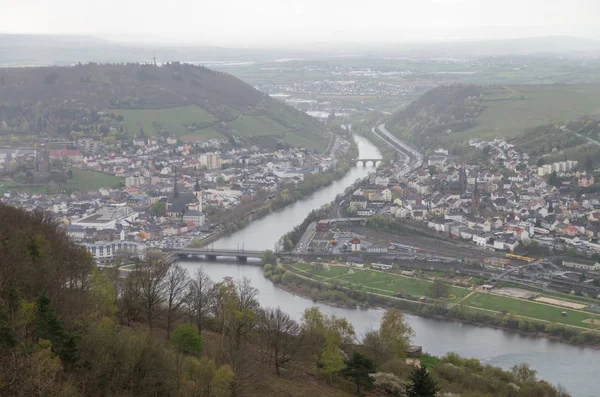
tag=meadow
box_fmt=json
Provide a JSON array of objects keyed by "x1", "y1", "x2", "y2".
[
  {"x1": 116, "y1": 105, "x2": 216, "y2": 138},
  {"x1": 0, "y1": 169, "x2": 122, "y2": 195},
  {"x1": 290, "y1": 264, "x2": 469, "y2": 300},
  {"x1": 462, "y1": 292, "x2": 600, "y2": 329},
  {"x1": 449, "y1": 83, "x2": 600, "y2": 142}
]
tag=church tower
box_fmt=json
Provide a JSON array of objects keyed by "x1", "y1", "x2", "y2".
[
  {"x1": 194, "y1": 177, "x2": 203, "y2": 213},
  {"x1": 459, "y1": 167, "x2": 467, "y2": 195},
  {"x1": 472, "y1": 179, "x2": 481, "y2": 215}
]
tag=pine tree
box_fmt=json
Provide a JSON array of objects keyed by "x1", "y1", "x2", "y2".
[
  {"x1": 341, "y1": 351, "x2": 376, "y2": 396},
  {"x1": 405, "y1": 366, "x2": 439, "y2": 397},
  {"x1": 0, "y1": 309, "x2": 17, "y2": 353}
]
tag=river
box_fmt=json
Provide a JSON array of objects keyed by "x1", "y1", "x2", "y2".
[{"x1": 181, "y1": 136, "x2": 600, "y2": 397}]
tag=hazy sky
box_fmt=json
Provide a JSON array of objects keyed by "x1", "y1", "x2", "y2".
[{"x1": 2, "y1": 0, "x2": 599, "y2": 46}]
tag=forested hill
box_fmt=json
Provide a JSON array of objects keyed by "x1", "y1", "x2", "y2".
[
  {"x1": 0, "y1": 63, "x2": 327, "y2": 149},
  {"x1": 513, "y1": 117, "x2": 600, "y2": 169},
  {"x1": 385, "y1": 84, "x2": 485, "y2": 148}
]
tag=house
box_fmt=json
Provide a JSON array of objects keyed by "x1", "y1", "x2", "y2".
[
  {"x1": 351, "y1": 238, "x2": 361, "y2": 252},
  {"x1": 183, "y1": 210, "x2": 205, "y2": 226},
  {"x1": 381, "y1": 188, "x2": 392, "y2": 202},
  {"x1": 67, "y1": 225, "x2": 86, "y2": 240},
  {"x1": 562, "y1": 260, "x2": 600, "y2": 271},
  {"x1": 349, "y1": 195, "x2": 368, "y2": 210},
  {"x1": 472, "y1": 232, "x2": 491, "y2": 247},
  {"x1": 48, "y1": 149, "x2": 83, "y2": 163},
  {"x1": 316, "y1": 220, "x2": 331, "y2": 232}
]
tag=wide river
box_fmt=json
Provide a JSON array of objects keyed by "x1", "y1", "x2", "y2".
[{"x1": 181, "y1": 136, "x2": 599, "y2": 397}]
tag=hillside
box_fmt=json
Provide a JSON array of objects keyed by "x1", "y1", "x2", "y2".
[
  {"x1": 0, "y1": 63, "x2": 327, "y2": 150},
  {"x1": 387, "y1": 84, "x2": 600, "y2": 149},
  {"x1": 386, "y1": 84, "x2": 485, "y2": 148},
  {"x1": 0, "y1": 203, "x2": 573, "y2": 397},
  {"x1": 513, "y1": 117, "x2": 600, "y2": 169}
]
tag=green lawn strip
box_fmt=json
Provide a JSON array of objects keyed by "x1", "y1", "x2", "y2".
[
  {"x1": 290, "y1": 263, "x2": 350, "y2": 279},
  {"x1": 340, "y1": 269, "x2": 469, "y2": 299},
  {"x1": 462, "y1": 292, "x2": 600, "y2": 329}
]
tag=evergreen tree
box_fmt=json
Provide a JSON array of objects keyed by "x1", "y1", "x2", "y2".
[
  {"x1": 405, "y1": 366, "x2": 439, "y2": 397},
  {"x1": 340, "y1": 351, "x2": 376, "y2": 396},
  {"x1": 35, "y1": 296, "x2": 79, "y2": 365},
  {"x1": 0, "y1": 309, "x2": 17, "y2": 353}
]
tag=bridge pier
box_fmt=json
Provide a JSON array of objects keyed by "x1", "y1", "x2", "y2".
[
  {"x1": 237, "y1": 256, "x2": 248, "y2": 263},
  {"x1": 206, "y1": 254, "x2": 217, "y2": 261}
]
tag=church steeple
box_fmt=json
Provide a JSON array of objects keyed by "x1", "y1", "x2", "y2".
[
  {"x1": 173, "y1": 178, "x2": 179, "y2": 198},
  {"x1": 194, "y1": 177, "x2": 201, "y2": 192}
]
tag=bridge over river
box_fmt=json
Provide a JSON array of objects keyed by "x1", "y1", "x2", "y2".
[{"x1": 163, "y1": 246, "x2": 407, "y2": 263}]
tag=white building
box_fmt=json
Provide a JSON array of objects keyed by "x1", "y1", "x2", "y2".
[
  {"x1": 71, "y1": 203, "x2": 138, "y2": 231},
  {"x1": 125, "y1": 175, "x2": 146, "y2": 187},
  {"x1": 200, "y1": 153, "x2": 221, "y2": 169},
  {"x1": 82, "y1": 241, "x2": 147, "y2": 264},
  {"x1": 562, "y1": 260, "x2": 600, "y2": 271},
  {"x1": 183, "y1": 210, "x2": 205, "y2": 226}
]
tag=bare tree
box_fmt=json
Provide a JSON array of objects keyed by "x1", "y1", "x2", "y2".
[
  {"x1": 119, "y1": 274, "x2": 142, "y2": 326},
  {"x1": 164, "y1": 264, "x2": 190, "y2": 338},
  {"x1": 188, "y1": 267, "x2": 215, "y2": 334},
  {"x1": 133, "y1": 259, "x2": 169, "y2": 331},
  {"x1": 258, "y1": 307, "x2": 303, "y2": 376},
  {"x1": 361, "y1": 328, "x2": 388, "y2": 364}
]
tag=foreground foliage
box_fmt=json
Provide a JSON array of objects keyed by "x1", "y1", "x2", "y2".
[{"x1": 0, "y1": 204, "x2": 573, "y2": 396}]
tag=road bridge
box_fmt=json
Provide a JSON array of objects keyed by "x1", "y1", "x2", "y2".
[
  {"x1": 355, "y1": 158, "x2": 382, "y2": 167},
  {"x1": 164, "y1": 248, "x2": 268, "y2": 262}
]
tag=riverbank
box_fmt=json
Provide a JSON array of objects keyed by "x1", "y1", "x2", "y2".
[{"x1": 269, "y1": 262, "x2": 600, "y2": 349}]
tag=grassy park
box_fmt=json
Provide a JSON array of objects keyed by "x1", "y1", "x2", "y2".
[
  {"x1": 290, "y1": 263, "x2": 470, "y2": 301},
  {"x1": 462, "y1": 292, "x2": 600, "y2": 330},
  {"x1": 290, "y1": 263, "x2": 600, "y2": 331}
]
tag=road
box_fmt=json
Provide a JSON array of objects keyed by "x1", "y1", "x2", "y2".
[
  {"x1": 371, "y1": 123, "x2": 423, "y2": 176},
  {"x1": 295, "y1": 221, "x2": 316, "y2": 253}
]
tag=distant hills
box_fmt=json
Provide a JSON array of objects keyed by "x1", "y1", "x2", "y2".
[
  {"x1": 385, "y1": 85, "x2": 486, "y2": 148},
  {"x1": 1, "y1": 34, "x2": 600, "y2": 68},
  {"x1": 371, "y1": 36, "x2": 600, "y2": 57},
  {"x1": 0, "y1": 63, "x2": 327, "y2": 149}
]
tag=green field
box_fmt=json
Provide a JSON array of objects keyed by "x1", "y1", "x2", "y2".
[
  {"x1": 69, "y1": 169, "x2": 123, "y2": 192},
  {"x1": 229, "y1": 114, "x2": 288, "y2": 137},
  {"x1": 462, "y1": 292, "x2": 600, "y2": 329},
  {"x1": 0, "y1": 169, "x2": 122, "y2": 195},
  {"x1": 182, "y1": 126, "x2": 224, "y2": 141},
  {"x1": 116, "y1": 105, "x2": 216, "y2": 138},
  {"x1": 290, "y1": 264, "x2": 469, "y2": 300},
  {"x1": 290, "y1": 264, "x2": 600, "y2": 330},
  {"x1": 450, "y1": 84, "x2": 600, "y2": 141}
]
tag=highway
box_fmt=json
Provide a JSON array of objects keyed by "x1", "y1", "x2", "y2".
[{"x1": 371, "y1": 123, "x2": 423, "y2": 176}]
